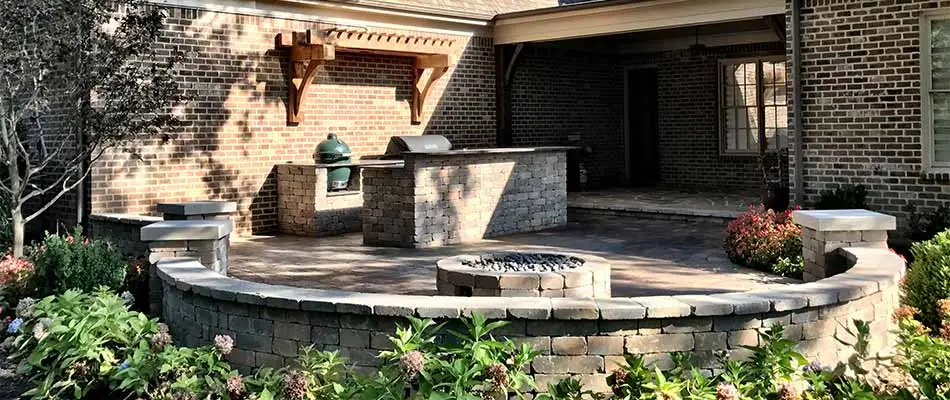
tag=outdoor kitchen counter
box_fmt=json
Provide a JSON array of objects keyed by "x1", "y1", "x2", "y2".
[{"x1": 361, "y1": 147, "x2": 569, "y2": 248}]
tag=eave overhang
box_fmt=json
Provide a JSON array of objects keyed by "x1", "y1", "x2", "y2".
[{"x1": 493, "y1": 0, "x2": 786, "y2": 44}]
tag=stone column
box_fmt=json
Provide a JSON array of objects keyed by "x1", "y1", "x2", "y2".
[
  {"x1": 141, "y1": 220, "x2": 233, "y2": 274},
  {"x1": 157, "y1": 201, "x2": 237, "y2": 221},
  {"x1": 140, "y1": 220, "x2": 233, "y2": 315},
  {"x1": 792, "y1": 209, "x2": 896, "y2": 282}
]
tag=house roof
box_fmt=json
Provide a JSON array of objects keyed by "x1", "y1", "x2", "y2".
[{"x1": 316, "y1": 0, "x2": 563, "y2": 20}]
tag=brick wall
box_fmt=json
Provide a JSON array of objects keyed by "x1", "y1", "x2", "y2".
[
  {"x1": 789, "y1": 0, "x2": 950, "y2": 221},
  {"x1": 628, "y1": 43, "x2": 787, "y2": 192},
  {"x1": 510, "y1": 46, "x2": 625, "y2": 189},
  {"x1": 511, "y1": 43, "x2": 784, "y2": 192},
  {"x1": 362, "y1": 150, "x2": 568, "y2": 247},
  {"x1": 89, "y1": 7, "x2": 497, "y2": 235}
]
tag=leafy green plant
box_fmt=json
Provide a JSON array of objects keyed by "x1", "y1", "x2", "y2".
[
  {"x1": 815, "y1": 184, "x2": 868, "y2": 210},
  {"x1": 29, "y1": 227, "x2": 127, "y2": 297},
  {"x1": 774, "y1": 256, "x2": 804, "y2": 278},
  {"x1": 536, "y1": 377, "x2": 604, "y2": 400},
  {"x1": 893, "y1": 308, "x2": 950, "y2": 400},
  {"x1": 902, "y1": 229, "x2": 950, "y2": 330},
  {"x1": 724, "y1": 206, "x2": 802, "y2": 276},
  {"x1": 12, "y1": 289, "x2": 159, "y2": 399},
  {"x1": 367, "y1": 313, "x2": 538, "y2": 400}
]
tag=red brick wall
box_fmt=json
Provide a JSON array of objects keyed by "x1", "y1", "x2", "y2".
[
  {"x1": 90, "y1": 7, "x2": 496, "y2": 234},
  {"x1": 789, "y1": 0, "x2": 950, "y2": 220}
]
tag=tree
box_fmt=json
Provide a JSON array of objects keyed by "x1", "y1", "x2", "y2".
[{"x1": 0, "y1": 0, "x2": 182, "y2": 256}]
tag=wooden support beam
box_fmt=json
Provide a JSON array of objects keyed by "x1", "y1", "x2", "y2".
[
  {"x1": 277, "y1": 33, "x2": 336, "y2": 124},
  {"x1": 495, "y1": 44, "x2": 523, "y2": 146},
  {"x1": 764, "y1": 15, "x2": 786, "y2": 42},
  {"x1": 411, "y1": 55, "x2": 453, "y2": 124}
]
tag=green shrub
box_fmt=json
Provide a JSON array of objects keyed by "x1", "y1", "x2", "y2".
[
  {"x1": 894, "y1": 306, "x2": 950, "y2": 400},
  {"x1": 902, "y1": 229, "x2": 950, "y2": 330},
  {"x1": 29, "y1": 227, "x2": 126, "y2": 297},
  {"x1": 724, "y1": 206, "x2": 803, "y2": 277},
  {"x1": 815, "y1": 184, "x2": 868, "y2": 210},
  {"x1": 904, "y1": 202, "x2": 950, "y2": 242}
]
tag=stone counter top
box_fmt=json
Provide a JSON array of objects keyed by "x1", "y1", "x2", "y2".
[
  {"x1": 402, "y1": 146, "x2": 576, "y2": 156},
  {"x1": 285, "y1": 159, "x2": 405, "y2": 169}
]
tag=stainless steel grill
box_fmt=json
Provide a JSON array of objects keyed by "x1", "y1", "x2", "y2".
[{"x1": 384, "y1": 135, "x2": 452, "y2": 157}]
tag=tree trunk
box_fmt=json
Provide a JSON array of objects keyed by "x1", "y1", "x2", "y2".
[{"x1": 11, "y1": 206, "x2": 23, "y2": 258}]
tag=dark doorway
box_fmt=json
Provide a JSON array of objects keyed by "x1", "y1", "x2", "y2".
[{"x1": 625, "y1": 67, "x2": 659, "y2": 187}]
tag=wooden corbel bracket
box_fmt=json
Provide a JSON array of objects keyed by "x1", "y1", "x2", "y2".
[
  {"x1": 276, "y1": 32, "x2": 335, "y2": 124},
  {"x1": 411, "y1": 54, "x2": 456, "y2": 124},
  {"x1": 277, "y1": 29, "x2": 457, "y2": 125}
]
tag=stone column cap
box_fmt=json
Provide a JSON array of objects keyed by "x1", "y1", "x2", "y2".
[
  {"x1": 141, "y1": 220, "x2": 233, "y2": 241},
  {"x1": 157, "y1": 200, "x2": 237, "y2": 216},
  {"x1": 792, "y1": 209, "x2": 896, "y2": 231}
]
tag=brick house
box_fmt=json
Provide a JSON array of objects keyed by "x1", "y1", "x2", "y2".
[{"x1": 40, "y1": 0, "x2": 950, "y2": 240}]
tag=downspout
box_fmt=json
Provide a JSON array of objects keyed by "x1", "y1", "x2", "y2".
[{"x1": 791, "y1": 0, "x2": 804, "y2": 205}]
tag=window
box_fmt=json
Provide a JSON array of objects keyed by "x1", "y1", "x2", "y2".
[
  {"x1": 719, "y1": 57, "x2": 788, "y2": 155},
  {"x1": 922, "y1": 12, "x2": 950, "y2": 170}
]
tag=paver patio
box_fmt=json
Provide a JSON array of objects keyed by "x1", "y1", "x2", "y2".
[
  {"x1": 229, "y1": 214, "x2": 796, "y2": 296},
  {"x1": 568, "y1": 188, "x2": 759, "y2": 219}
]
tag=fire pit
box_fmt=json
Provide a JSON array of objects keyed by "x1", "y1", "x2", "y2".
[{"x1": 436, "y1": 252, "x2": 611, "y2": 297}]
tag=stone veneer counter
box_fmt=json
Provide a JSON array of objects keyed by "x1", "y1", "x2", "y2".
[{"x1": 361, "y1": 147, "x2": 570, "y2": 248}]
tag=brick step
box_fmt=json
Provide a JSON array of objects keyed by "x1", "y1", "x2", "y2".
[{"x1": 567, "y1": 206, "x2": 736, "y2": 224}]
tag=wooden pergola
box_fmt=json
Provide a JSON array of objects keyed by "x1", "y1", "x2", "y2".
[{"x1": 276, "y1": 29, "x2": 458, "y2": 125}]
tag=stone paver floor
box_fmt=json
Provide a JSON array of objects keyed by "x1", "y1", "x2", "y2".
[
  {"x1": 229, "y1": 215, "x2": 797, "y2": 296},
  {"x1": 568, "y1": 188, "x2": 760, "y2": 218}
]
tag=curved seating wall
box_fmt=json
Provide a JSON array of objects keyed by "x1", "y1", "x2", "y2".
[{"x1": 155, "y1": 246, "x2": 904, "y2": 391}]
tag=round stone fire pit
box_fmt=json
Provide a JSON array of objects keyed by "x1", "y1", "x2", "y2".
[{"x1": 436, "y1": 252, "x2": 611, "y2": 297}]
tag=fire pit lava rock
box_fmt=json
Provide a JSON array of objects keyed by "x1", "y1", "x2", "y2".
[{"x1": 436, "y1": 252, "x2": 611, "y2": 297}]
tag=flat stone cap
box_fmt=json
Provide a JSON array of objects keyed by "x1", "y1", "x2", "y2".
[
  {"x1": 141, "y1": 220, "x2": 233, "y2": 241},
  {"x1": 157, "y1": 201, "x2": 237, "y2": 216},
  {"x1": 793, "y1": 209, "x2": 896, "y2": 231}
]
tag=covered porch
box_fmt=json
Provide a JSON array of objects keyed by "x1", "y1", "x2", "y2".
[{"x1": 494, "y1": 0, "x2": 791, "y2": 214}]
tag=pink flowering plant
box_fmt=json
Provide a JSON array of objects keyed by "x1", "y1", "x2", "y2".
[
  {"x1": 0, "y1": 253, "x2": 34, "y2": 302},
  {"x1": 724, "y1": 206, "x2": 803, "y2": 277}
]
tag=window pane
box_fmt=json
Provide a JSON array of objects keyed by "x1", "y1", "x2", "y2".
[
  {"x1": 933, "y1": 19, "x2": 950, "y2": 90},
  {"x1": 934, "y1": 93, "x2": 950, "y2": 162},
  {"x1": 721, "y1": 61, "x2": 773, "y2": 153}
]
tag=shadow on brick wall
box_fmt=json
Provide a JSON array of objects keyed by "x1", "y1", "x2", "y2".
[{"x1": 94, "y1": 8, "x2": 499, "y2": 236}]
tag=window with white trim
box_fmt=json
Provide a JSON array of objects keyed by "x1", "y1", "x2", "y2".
[
  {"x1": 720, "y1": 57, "x2": 788, "y2": 154},
  {"x1": 922, "y1": 12, "x2": 950, "y2": 169}
]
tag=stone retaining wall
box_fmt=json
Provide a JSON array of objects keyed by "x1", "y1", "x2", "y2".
[
  {"x1": 156, "y1": 246, "x2": 903, "y2": 391},
  {"x1": 361, "y1": 149, "x2": 568, "y2": 248},
  {"x1": 89, "y1": 213, "x2": 163, "y2": 256}
]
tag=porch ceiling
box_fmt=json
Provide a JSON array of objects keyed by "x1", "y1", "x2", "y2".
[
  {"x1": 493, "y1": 0, "x2": 786, "y2": 45},
  {"x1": 535, "y1": 18, "x2": 784, "y2": 55}
]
